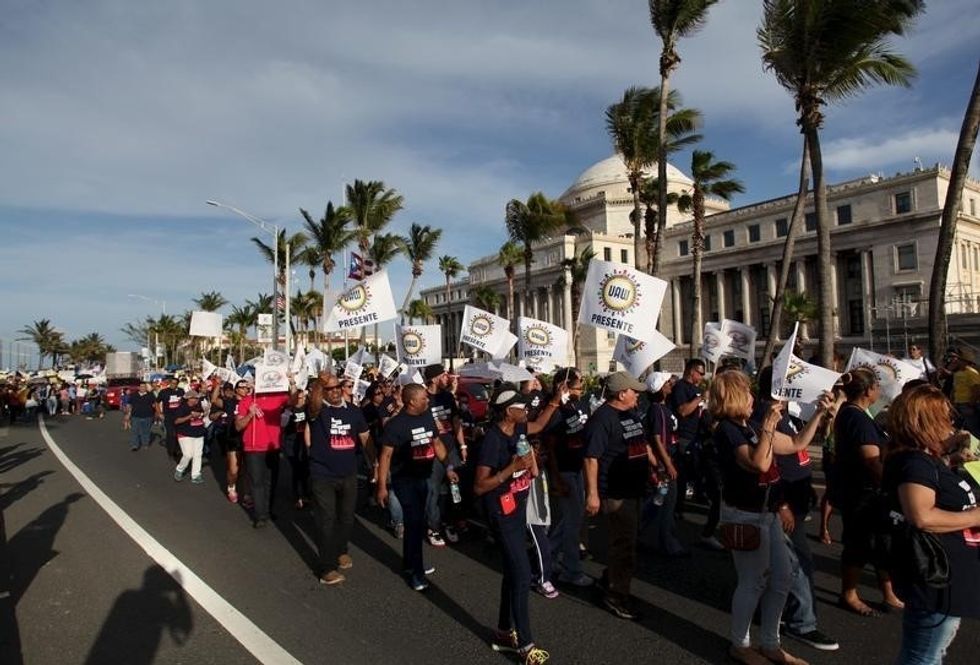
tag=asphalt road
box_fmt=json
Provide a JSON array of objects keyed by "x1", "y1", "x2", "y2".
[{"x1": 1, "y1": 412, "x2": 977, "y2": 665}]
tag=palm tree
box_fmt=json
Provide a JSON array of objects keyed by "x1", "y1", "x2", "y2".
[
  {"x1": 439, "y1": 255, "x2": 465, "y2": 364},
  {"x1": 407, "y1": 299, "x2": 435, "y2": 325},
  {"x1": 301, "y1": 201, "x2": 354, "y2": 350},
  {"x1": 18, "y1": 319, "x2": 63, "y2": 368},
  {"x1": 398, "y1": 223, "x2": 443, "y2": 321},
  {"x1": 606, "y1": 86, "x2": 701, "y2": 271},
  {"x1": 781, "y1": 290, "x2": 819, "y2": 335},
  {"x1": 226, "y1": 304, "x2": 256, "y2": 363},
  {"x1": 687, "y1": 150, "x2": 744, "y2": 353},
  {"x1": 639, "y1": 176, "x2": 687, "y2": 274},
  {"x1": 759, "y1": 0, "x2": 923, "y2": 366},
  {"x1": 929, "y1": 63, "x2": 980, "y2": 365},
  {"x1": 68, "y1": 332, "x2": 111, "y2": 365},
  {"x1": 650, "y1": 0, "x2": 719, "y2": 276},
  {"x1": 301, "y1": 246, "x2": 322, "y2": 292},
  {"x1": 193, "y1": 291, "x2": 228, "y2": 312},
  {"x1": 505, "y1": 192, "x2": 569, "y2": 315},
  {"x1": 559, "y1": 247, "x2": 596, "y2": 364},
  {"x1": 365, "y1": 233, "x2": 405, "y2": 356},
  {"x1": 471, "y1": 285, "x2": 502, "y2": 314},
  {"x1": 497, "y1": 241, "x2": 523, "y2": 321},
  {"x1": 344, "y1": 179, "x2": 404, "y2": 257}
]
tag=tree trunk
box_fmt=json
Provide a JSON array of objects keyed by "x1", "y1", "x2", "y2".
[
  {"x1": 806, "y1": 126, "x2": 834, "y2": 368},
  {"x1": 689, "y1": 194, "x2": 704, "y2": 355},
  {"x1": 762, "y1": 136, "x2": 811, "y2": 367},
  {"x1": 400, "y1": 271, "x2": 420, "y2": 324},
  {"x1": 507, "y1": 276, "x2": 515, "y2": 323},
  {"x1": 571, "y1": 285, "x2": 582, "y2": 368},
  {"x1": 445, "y1": 279, "x2": 454, "y2": 370},
  {"x1": 631, "y1": 177, "x2": 644, "y2": 271},
  {"x1": 653, "y1": 72, "x2": 671, "y2": 277},
  {"x1": 644, "y1": 208, "x2": 656, "y2": 274},
  {"x1": 523, "y1": 245, "x2": 533, "y2": 320},
  {"x1": 930, "y1": 63, "x2": 980, "y2": 366}
]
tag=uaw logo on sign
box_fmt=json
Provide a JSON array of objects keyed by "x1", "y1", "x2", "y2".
[
  {"x1": 339, "y1": 283, "x2": 372, "y2": 313},
  {"x1": 598, "y1": 270, "x2": 642, "y2": 316},
  {"x1": 401, "y1": 329, "x2": 426, "y2": 357},
  {"x1": 625, "y1": 338, "x2": 645, "y2": 355},
  {"x1": 522, "y1": 324, "x2": 552, "y2": 366},
  {"x1": 524, "y1": 325, "x2": 551, "y2": 348},
  {"x1": 469, "y1": 313, "x2": 495, "y2": 338}
]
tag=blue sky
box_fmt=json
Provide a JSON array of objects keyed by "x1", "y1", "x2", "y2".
[{"x1": 1, "y1": 0, "x2": 978, "y2": 354}]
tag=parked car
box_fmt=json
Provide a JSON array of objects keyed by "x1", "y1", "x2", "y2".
[{"x1": 456, "y1": 376, "x2": 492, "y2": 421}]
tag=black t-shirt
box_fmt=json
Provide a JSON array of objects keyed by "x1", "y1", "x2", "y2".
[
  {"x1": 525, "y1": 390, "x2": 545, "y2": 421},
  {"x1": 156, "y1": 387, "x2": 185, "y2": 422},
  {"x1": 429, "y1": 390, "x2": 458, "y2": 447},
  {"x1": 383, "y1": 410, "x2": 439, "y2": 480},
  {"x1": 380, "y1": 396, "x2": 399, "y2": 421},
  {"x1": 308, "y1": 403, "x2": 368, "y2": 479},
  {"x1": 174, "y1": 402, "x2": 207, "y2": 438},
  {"x1": 478, "y1": 423, "x2": 532, "y2": 521},
  {"x1": 645, "y1": 402, "x2": 677, "y2": 456},
  {"x1": 669, "y1": 379, "x2": 702, "y2": 442},
  {"x1": 751, "y1": 401, "x2": 812, "y2": 483},
  {"x1": 883, "y1": 450, "x2": 980, "y2": 618},
  {"x1": 714, "y1": 419, "x2": 781, "y2": 511},
  {"x1": 128, "y1": 391, "x2": 156, "y2": 419},
  {"x1": 585, "y1": 403, "x2": 649, "y2": 499},
  {"x1": 215, "y1": 396, "x2": 239, "y2": 438},
  {"x1": 546, "y1": 401, "x2": 589, "y2": 473},
  {"x1": 834, "y1": 403, "x2": 885, "y2": 507}
]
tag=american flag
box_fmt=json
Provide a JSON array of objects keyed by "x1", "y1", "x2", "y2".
[
  {"x1": 347, "y1": 252, "x2": 376, "y2": 281},
  {"x1": 275, "y1": 294, "x2": 286, "y2": 311}
]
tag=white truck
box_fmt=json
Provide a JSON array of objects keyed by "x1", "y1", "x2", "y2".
[{"x1": 104, "y1": 352, "x2": 143, "y2": 409}]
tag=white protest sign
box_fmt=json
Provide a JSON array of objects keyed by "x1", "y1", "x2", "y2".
[
  {"x1": 257, "y1": 313, "x2": 273, "y2": 344},
  {"x1": 344, "y1": 360, "x2": 364, "y2": 382},
  {"x1": 323, "y1": 270, "x2": 397, "y2": 332},
  {"x1": 349, "y1": 346, "x2": 370, "y2": 366},
  {"x1": 493, "y1": 361, "x2": 535, "y2": 383},
  {"x1": 395, "y1": 324, "x2": 443, "y2": 367},
  {"x1": 354, "y1": 379, "x2": 372, "y2": 404},
  {"x1": 263, "y1": 348, "x2": 289, "y2": 369},
  {"x1": 254, "y1": 364, "x2": 290, "y2": 394},
  {"x1": 201, "y1": 358, "x2": 217, "y2": 380},
  {"x1": 614, "y1": 331, "x2": 675, "y2": 378},
  {"x1": 305, "y1": 348, "x2": 326, "y2": 375},
  {"x1": 491, "y1": 331, "x2": 519, "y2": 360},
  {"x1": 459, "y1": 305, "x2": 514, "y2": 355},
  {"x1": 518, "y1": 317, "x2": 568, "y2": 373},
  {"x1": 720, "y1": 319, "x2": 758, "y2": 362},
  {"x1": 189, "y1": 311, "x2": 223, "y2": 338},
  {"x1": 577, "y1": 259, "x2": 668, "y2": 343},
  {"x1": 846, "y1": 348, "x2": 921, "y2": 404},
  {"x1": 291, "y1": 346, "x2": 308, "y2": 387},
  {"x1": 225, "y1": 354, "x2": 237, "y2": 372},
  {"x1": 772, "y1": 323, "x2": 841, "y2": 409},
  {"x1": 378, "y1": 354, "x2": 399, "y2": 378},
  {"x1": 398, "y1": 369, "x2": 425, "y2": 386},
  {"x1": 702, "y1": 322, "x2": 726, "y2": 363}
]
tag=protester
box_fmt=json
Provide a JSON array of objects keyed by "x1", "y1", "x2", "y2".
[
  {"x1": 710, "y1": 369, "x2": 826, "y2": 665},
  {"x1": 584, "y1": 371, "x2": 652, "y2": 621},
  {"x1": 124, "y1": 381, "x2": 156, "y2": 451},
  {"x1": 834, "y1": 367, "x2": 903, "y2": 616},
  {"x1": 212, "y1": 380, "x2": 247, "y2": 504},
  {"x1": 306, "y1": 373, "x2": 371, "y2": 585},
  {"x1": 284, "y1": 388, "x2": 312, "y2": 510},
  {"x1": 172, "y1": 390, "x2": 207, "y2": 484},
  {"x1": 422, "y1": 363, "x2": 466, "y2": 546},
  {"x1": 643, "y1": 372, "x2": 688, "y2": 558},
  {"x1": 376, "y1": 384, "x2": 458, "y2": 591},
  {"x1": 883, "y1": 384, "x2": 980, "y2": 664},
  {"x1": 903, "y1": 343, "x2": 936, "y2": 381},
  {"x1": 156, "y1": 376, "x2": 185, "y2": 461},
  {"x1": 474, "y1": 384, "x2": 562, "y2": 665},
  {"x1": 940, "y1": 348, "x2": 980, "y2": 437}
]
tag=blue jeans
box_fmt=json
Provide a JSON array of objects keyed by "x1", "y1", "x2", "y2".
[
  {"x1": 393, "y1": 476, "x2": 429, "y2": 577},
  {"x1": 492, "y1": 513, "x2": 534, "y2": 649},
  {"x1": 129, "y1": 417, "x2": 153, "y2": 449},
  {"x1": 549, "y1": 471, "x2": 585, "y2": 576},
  {"x1": 896, "y1": 609, "x2": 960, "y2": 665},
  {"x1": 386, "y1": 473, "x2": 404, "y2": 526},
  {"x1": 783, "y1": 534, "x2": 817, "y2": 634},
  {"x1": 426, "y1": 459, "x2": 446, "y2": 531}
]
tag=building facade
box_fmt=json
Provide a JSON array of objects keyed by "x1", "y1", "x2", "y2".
[{"x1": 422, "y1": 154, "x2": 980, "y2": 372}]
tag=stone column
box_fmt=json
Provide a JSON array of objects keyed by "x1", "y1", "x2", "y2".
[
  {"x1": 766, "y1": 264, "x2": 778, "y2": 341},
  {"x1": 861, "y1": 249, "x2": 874, "y2": 334},
  {"x1": 830, "y1": 257, "x2": 841, "y2": 337},
  {"x1": 671, "y1": 280, "x2": 683, "y2": 346},
  {"x1": 740, "y1": 267, "x2": 752, "y2": 326},
  {"x1": 795, "y1": 261, "x2": 809, "y2": 338},
  {"x1": 715, "y1": 271, "x2": 726, "y2": 320}
]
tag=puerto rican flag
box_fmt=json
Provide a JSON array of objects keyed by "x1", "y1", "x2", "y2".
[{"x1": 347, "y1": 252, "x2": 376, "y2": 281}]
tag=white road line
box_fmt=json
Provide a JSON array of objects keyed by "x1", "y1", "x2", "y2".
[{"x1": 38, "y1": 416, "x2": 302, "y2": 665}]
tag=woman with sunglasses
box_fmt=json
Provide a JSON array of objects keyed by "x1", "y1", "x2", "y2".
[{"x1": 475, "y1": 383, "x2": 563, "y2": 665}]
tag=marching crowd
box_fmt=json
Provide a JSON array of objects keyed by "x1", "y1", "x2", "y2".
[{"x1": 92, "y1": 346, "x2": 980, "y2": 664}]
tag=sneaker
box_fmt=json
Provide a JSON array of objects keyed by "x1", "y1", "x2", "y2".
[
  {"x1": 423, "y1": 564, "x2": 436, "y2": 576},
  {"x1": 190, "y1": 474, "x2": 204, "y2": 484},
  {"x1": 409, "y1": 574, "x2": 429, "y2": 591},
  {"x1": 130, "y1": 447, "x2": 139, "y2": 452},
  {"x1": 227, "y1": 487, "x2": 239, "y2": 504},
  {"x1": 602, "y1": 596, "x2": 639, "y2": 621},
  {"x1": 338, "y1": 554, "x2": 353, "y2": 570},
  {"x1": 443, "y1": 525, "x2": 459, "y2": 543},
  {"x1": 700, "y1": 535, "x2": 726, "y2": 551},
  {"x1": 427, "y1": 529, "x2": 446, "y2": 547},
  {"x1": 490, "y1": 629, "x2": 519, "y2": 653},
  {"x1": 319, "y1": 570, "x2": 345, "y2": 586},
  {"x1": 535, "y1": 581, "x2": 560, "y2": 599},
  {"x1": 393, "y1": 523, "x2": 405, "y2": 539},
  {"x1": 520, "y1": 646, "x2": 550, "y2": 665},
  {"x1": 558, "y1": 572, "x2": 593, "y2": 587},
  {"x1": 784, "y1": 628, "x2": 840, "y2": 651},
  {"x1": 173, "y1": 468, "x2": 185, "y2": 482}
]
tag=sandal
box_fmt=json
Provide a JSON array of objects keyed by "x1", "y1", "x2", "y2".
[
  {"x1": 729, "y1": 645, "x2": 770, "y2": 665},
  {"x1": 759, "y1": 647, "x2": 809, "y2": 665},
  {"x1": 837, "y1": 598, "x2": 880, "y2": 617}
]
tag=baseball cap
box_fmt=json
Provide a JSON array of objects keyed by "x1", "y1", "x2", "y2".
[
  {"x1": 423, "y1": 363, "x2": 447, "y2": 382},
  {"x1": 646, "y1": 372, "x2": 674, "y2": 393},
  {"x1": 491, "y1": 386, "x2": 529, "y2": 410},
  {"x1": 605, "y1": 371, "x2": 647, "y2": 393}
]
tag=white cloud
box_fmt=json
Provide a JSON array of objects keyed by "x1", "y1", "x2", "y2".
[{"x1": 821, "y1": 125, "x2": 979, "y2": 177}]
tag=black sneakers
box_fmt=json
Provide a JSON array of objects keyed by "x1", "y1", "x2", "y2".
[
  {"x1": 602, "y1": 596, "x2": 640, "y2": 621},
  {"x1": 784, "y1": 628, "x2": 840, "y2": 651}
]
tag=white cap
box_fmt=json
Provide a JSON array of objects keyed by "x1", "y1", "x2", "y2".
[{"x1": 646, "y1": 371, "x2": 674, "y2": 393}]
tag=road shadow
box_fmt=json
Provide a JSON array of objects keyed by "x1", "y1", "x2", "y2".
[
  {"x1": 0, "y1": 444, "x2": 44, "y2": 476},
  {"x1": 0, "y1": 509, "x2": 24, "y2": 665},
  {"x1": 0, "y1": 471, "x2": 54, "y2": 513},
  {"x1": 84, "y1": 565, "x2": 192, "y2": 665},
  {"x1": 7, "y1": 492, "x2": 84, "y2": 604}
]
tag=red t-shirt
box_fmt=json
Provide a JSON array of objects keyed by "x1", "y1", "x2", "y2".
[{"x1": 236, "y1": 393, "x2": 289, "y2": 452}]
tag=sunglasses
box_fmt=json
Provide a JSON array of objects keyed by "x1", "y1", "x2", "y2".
[{"x1": 325, "y1": 384, "x2": 342, "y2": 391}]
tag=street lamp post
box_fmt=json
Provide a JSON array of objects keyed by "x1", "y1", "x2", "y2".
[{"x1": 207, "y1": 200, "x2": 280, "y2": 350}]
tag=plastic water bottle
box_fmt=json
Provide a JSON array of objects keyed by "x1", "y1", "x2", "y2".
[
  {"x1": 652, "y1": 480, "x2": 670, "y2": 506},
  {"x1": 516, "y1": 433, "x2": 531, "y2": 457},
  {"x1": 450, "y1": 481, "x2": 462, "y2": 504}
]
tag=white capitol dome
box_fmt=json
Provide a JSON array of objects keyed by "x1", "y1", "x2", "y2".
[{"x1": 560, "y1": 153, "x2": 694, "y2": 204}]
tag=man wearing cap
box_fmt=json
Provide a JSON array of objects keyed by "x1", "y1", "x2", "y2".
[
  {"x1": 124, "y1": 381, "x2": 156, "y2": 452},
  {"x1": 172, "y1": 390, "x2": 207, "y2": 483},
  {"x1": 156, "y1": 376, "x2": 185, "y2": 461},
  {"x1": 584, "y1": 371, "x2": 652, "y2": 621},
  {"x1": 422, "y1": 363, "x2": 466, "y2": 546}
]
